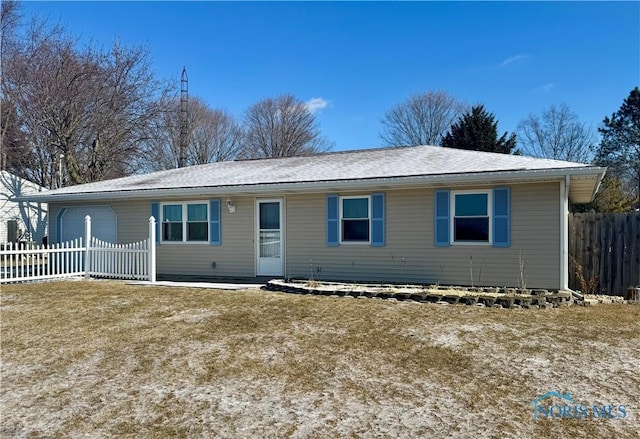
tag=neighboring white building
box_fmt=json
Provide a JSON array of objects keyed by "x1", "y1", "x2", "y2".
[{"x1": 0, "y1": 171, "x2": 48, "y2": 243}]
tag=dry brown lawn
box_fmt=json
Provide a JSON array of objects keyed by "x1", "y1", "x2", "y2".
[{"x1": 1, "y1": 280, "x2": 639, "y2": 438}]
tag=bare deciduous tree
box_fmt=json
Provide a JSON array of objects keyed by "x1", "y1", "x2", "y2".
[
  {"x1": 380, "y1": 90, "x2": 467, "y2": 147},
  {"x1": 517, "y1": 104, "x2": 596, "y2": 163},
  {"x1": 2, "y1": 14, "x2": 170, "y2": 188},
  {"x1": 190, "y1": 107, "x2": 243, "y2": 164},
  {"x1": 145, "y1": 97, "x2": 243, "y2": 171},
  {"x1": 1, "y1": 0, "x2": 22, "y2": 170},
  {"x1": 0, "y1": 0, "x2": 20, "y2": 65},
  {"x1": 242, "y1": 94, "x2": 333, "y2": 158}
]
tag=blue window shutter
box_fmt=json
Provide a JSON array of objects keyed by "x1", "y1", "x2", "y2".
[
  {"x1": 327, "y1": 195, "x2": 339, "y2": 246},
  {"x1": 55, "y1": 208, "x2": 67, "y2": 243},
  {"x1": 434, "y1": 190, "x2": 450, "y2": 247},
  {"x1": 493, "y1": 187, "x2": 510, "y2": 247},
  {"x1": 151, "y1": 202, "x2": 161, "y2": 245},
  {"x1": 209, "y1": 199, "x2": 221, "y2": 245},
  {"x1": 371, "y1": 193, "x2": 385, "y2": 247}
]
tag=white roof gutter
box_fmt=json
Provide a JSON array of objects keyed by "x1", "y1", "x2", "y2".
[{"x1": 18, "y1": 166, "x2": 606, "y2": 203}]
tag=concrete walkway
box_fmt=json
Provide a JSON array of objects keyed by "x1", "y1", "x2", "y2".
[{"x1": 127, "y1": 280, "x2": 263, "y2": 290}]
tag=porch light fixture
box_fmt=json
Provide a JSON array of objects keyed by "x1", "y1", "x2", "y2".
[{"x1": 227, "y1": 198, "x2": 236, "y2": 214}]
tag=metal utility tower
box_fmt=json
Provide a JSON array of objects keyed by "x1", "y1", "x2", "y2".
[{"x1": 179, "y1": 67, "x2": 189, "y2": 168}]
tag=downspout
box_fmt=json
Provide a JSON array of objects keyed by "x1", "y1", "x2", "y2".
[{"x1": 560, "y1": 175, "x2": 570, "y2": 291}]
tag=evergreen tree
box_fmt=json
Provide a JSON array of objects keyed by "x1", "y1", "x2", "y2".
[
  {"x1": 595, "y1": 87, "x2": 640, "y2": 208},
  {"x1": 441, "y1": 105, "x2": 516, "y2": 154}
]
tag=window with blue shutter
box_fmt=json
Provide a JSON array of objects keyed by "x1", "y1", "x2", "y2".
[
  {"x1": 435, "y1": 190, "x2": 450, "y2": 247},
  {"x1": 453, "y1": 192, "x2": 490, "y2": 242},
  {"x1": 327, "y1": 195, "x2": 339, "y2": 246},
  {"x1": 371, "y1": 193, "x2": 385, "y2": 247},
  {"x1": 493, "y1": 187, "x2": 510, "y2": 247},
  {"x1": 153, "y1": 201, "x2": 216, "y2": 244},
  {"x1": 209, "y1": 199, "x2": 221, "y2": 245}
]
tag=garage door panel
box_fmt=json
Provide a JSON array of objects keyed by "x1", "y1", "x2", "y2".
[{"x1": 60, "y1": 206, "x2": 117, "y2": 243}]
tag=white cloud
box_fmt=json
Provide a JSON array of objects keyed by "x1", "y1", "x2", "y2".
[
  {"x1": 305, "y1": 97, "x2": 330, "y2": 114},
  {"x1": 536, "y1": 83, "x2": 555, "y2": 92},
  {"x1": 500, "y1": 53, "x2": 528, "y2": 67}
]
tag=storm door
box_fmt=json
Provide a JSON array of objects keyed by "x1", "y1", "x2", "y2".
[{"x1": 256, "y1": 199, "x2": 283, "y2": 276}]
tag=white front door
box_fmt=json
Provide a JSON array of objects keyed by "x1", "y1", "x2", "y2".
[{"x1": 256, "y1": 199, "x2": 283, "y2": 276}]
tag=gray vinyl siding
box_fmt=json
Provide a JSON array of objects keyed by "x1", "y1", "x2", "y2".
[
  {"x1": 285, "y1": 182, "x2": 561, "y2": 290},
  {"x1": 47, "y1": 181, "x2": 562, "y2": 289},
  {"x1": 156, "y1": 196, "x2": 255, "y2": 278},
  {"x1": 49, "y1": 198, "x2": 257, "y2": 278}
]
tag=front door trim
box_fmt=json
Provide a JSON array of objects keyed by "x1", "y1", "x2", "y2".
[{"x1": 255, "y1": 198, "x2": 284, "y2": 276}]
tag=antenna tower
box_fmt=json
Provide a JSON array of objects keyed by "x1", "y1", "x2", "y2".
[{"x1": 179, "y1": 67, "x2": 189, "y2": 168}]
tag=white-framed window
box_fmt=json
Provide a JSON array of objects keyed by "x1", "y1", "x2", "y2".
[
  {"x1": 340, "y1": 195, "x2": 371, "y2": 243},
  {"x1": 161, "y1": 202, "x2": 209, "y2": 243},
  {"x1": 451, "y1": 190, "x2": 492, "y2": 244}
]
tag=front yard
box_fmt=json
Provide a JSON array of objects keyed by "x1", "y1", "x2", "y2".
[{"x1": 1, "y1": 280, "x2": 639, "y2": 438}]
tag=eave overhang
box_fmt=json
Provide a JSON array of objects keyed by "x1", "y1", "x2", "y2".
[{"x1": 17, "y1": 166, "x2": 606, "y2": 205}]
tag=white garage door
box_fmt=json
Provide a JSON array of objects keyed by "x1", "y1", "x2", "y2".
[{"x1": 60, "y1": 206, "x2": 117, "y2": 243}]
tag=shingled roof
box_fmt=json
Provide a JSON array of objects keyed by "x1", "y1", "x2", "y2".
[{"x1": 24, "y1": 145, "x2": 605, "y2": 203}]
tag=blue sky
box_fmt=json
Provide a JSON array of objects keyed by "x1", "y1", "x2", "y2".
[{"x1": 21, "y1": 1, "x2": 640, "y2": 152}]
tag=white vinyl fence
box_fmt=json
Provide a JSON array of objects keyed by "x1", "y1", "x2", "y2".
[
  {"x1": 0, "y1": 239, "x2": 85, "y2": 282},
  {"x1": 1, "y1": 215, "x2": 156, "y2": 284}
]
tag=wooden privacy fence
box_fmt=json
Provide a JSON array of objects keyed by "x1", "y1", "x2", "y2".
[
  {"x1": 569, "y1": 212, "x2": 640, "y2": 296},
  {"x1": 0, "y1": 215, "x2": 156, "y2": 284}
]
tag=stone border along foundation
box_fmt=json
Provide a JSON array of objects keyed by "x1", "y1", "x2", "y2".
[
  {"x1": 265, "y1": 280, "x2": 628, "y2": 309},
  {"x1": 266, "y1": 280, "x2": 570, "y2": 309}
]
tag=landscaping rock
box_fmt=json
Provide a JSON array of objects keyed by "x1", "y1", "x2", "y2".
[
  {"x1": 497, "y1": 297, "x2": 515, "y2": 308},
  {"x1": 479, "y1": 297, "x2": 495, "y2": 307},
  {"x1": 460, "y1": 296, "x2": 478, "y2": 305},
  {"x1": 266, "y1": 280, "x2": 593, "y2": 312}
]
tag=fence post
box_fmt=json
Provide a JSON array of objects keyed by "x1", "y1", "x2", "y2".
[
  {"x1": 84, "y1": 215, "x2": 91, "y2": 279},
  {"x1": 149, "y1": 216, "x2": 156, "y2": 282}
]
